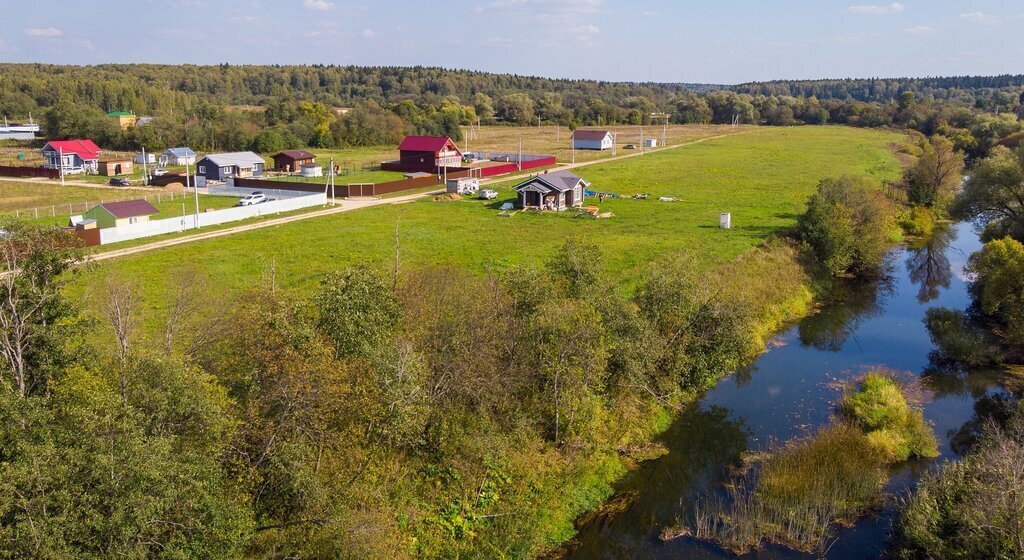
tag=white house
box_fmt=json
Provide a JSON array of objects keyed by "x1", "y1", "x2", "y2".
[
  {"x1": 134, "y1": 153, "x2": 156, "y2": 165},
  {"x1": 571, "y1": 130, "x2": 614, "y2": 151},
  {"x1": 162, "y1": 147, "x2": 197, "y2": 166}
]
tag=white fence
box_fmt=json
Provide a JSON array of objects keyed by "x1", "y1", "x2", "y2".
[
  {"x1": 97, "y1": 192, "x2": 328, "y2": 245},
  {"x1": 208, "y1": 183, "x2": 316, "y2": 199}
]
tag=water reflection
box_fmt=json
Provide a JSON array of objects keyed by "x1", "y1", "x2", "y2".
[
  {"x1": 566, "y1": 405, "x2": 748, "y2": 559},
  {"x1": 905, "y1": 225, "x2": 957, "y2": 303},
  {"x1": 798, "y1": 275, "x2": 894, "y2": 352}
]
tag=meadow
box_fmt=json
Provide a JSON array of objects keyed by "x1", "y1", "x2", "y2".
[
  {"x1": 73, "y1": 126, "x2": 905, "y2": 323},
  {"x1": 0, "y1": 180, "x2": 238, "y2": 225}
]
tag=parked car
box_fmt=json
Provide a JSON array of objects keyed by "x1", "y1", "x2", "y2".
[
  {"x1": 479, "y1": 189, "x2": 499, "y2": 200},
  {"x1": 624, "y1": 144, "x2": 637, "y2": 150},
  {"x1": 109, "y1": 178, "x2": 131, "y2": 186},
  {"x1": 151, "y1": 168, "x2": 169, "y2": 176},
  {"x1": 237, "y1": 192, "x2": 267, "y2": 206}
]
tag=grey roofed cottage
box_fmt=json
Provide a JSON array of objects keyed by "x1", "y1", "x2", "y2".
[
  {"x1": 571, "y1": 130, "x2": 614, "y2": 151},
  {"x1": 514, "y1": 170, "x2": 590, "y2": 211},
  {"x1": 194, "y1": 151, "x2": 264, "y2": 181},
  {"x1": 162, "y1": 147, "x2": 197, "y2": 166}
]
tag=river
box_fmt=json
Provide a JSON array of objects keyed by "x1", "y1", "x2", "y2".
[{"x1": 565, "y1": 222, "x2": 1011, "y2": 559}]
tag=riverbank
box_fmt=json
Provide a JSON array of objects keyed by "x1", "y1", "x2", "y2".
[{"x1": 563, "y1": 221, "x2": 1006, "y2": 559}]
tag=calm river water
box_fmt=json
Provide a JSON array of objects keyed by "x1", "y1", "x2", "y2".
[{"x1": 565, "y1": 222, "x2": 1010, "y2": 559}]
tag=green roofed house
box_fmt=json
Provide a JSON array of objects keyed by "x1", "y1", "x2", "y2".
[
  {"x1": 107, "y1": 111, "x2": 137, "y2": 130},
  {"x1": 83, "y1": 199, "x2": 159, "y2": 229}
]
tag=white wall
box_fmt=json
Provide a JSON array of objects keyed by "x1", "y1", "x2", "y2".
[{"x1": 98, "y1": 193, "x2": 327, "y2": 245}]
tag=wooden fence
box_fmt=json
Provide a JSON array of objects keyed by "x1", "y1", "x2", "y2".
[{"x1": 0, "y1": 166, "x2": 60, "y2": 179}]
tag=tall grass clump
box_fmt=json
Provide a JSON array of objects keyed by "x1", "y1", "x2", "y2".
[
  {"x1": 839, "y1": 371, "x2": 939, "y2": 462},
  {"x1": 675, "y1": 370, "x2": 937, "y2": 555}
]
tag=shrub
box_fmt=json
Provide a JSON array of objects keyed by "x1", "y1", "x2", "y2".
[
  {"x1": 839, "y1": 372, "x2": 938, "y2": 462},
  {"x1": 967, "y1": 236, "x2": 1024, "y2": 348},
  {"x1": 899, "y1": 206, "x2": 935, "y2": 237}
]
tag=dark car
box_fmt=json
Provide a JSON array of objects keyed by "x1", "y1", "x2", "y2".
[{"x1": 109, "y1": 178, "x2": 131, "y2": 186}]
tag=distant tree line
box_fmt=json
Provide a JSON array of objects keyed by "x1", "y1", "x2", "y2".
[{"x1": 0, "y1": 64, "x2": 1021, "y2": 155}]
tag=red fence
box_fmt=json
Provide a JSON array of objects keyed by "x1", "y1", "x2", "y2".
[
  {"x1": 232, "y1": 177, "x2": 324, "y2": 193},
  {"x1": 0, "y1": 166, "x2": 60, "y2": 179}
]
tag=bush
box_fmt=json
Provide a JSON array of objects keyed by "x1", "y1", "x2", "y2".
[
  {"x1": 892, "y1": 410, "x2": 1024, "y2": 560},
  {"x1": 967, "y1": 236, "x2": 1024, "y2": 348},
  {"x1": 899, "y1": 206, "x2": 935, "y2": 237},
  {"x1": 839, "y1": 372, "x2": 938, "y2": 462}
]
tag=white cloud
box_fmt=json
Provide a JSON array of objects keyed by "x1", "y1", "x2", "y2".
[
  {"x1": 641, "y1": 10, "x2": 658, "y2": 17},
  {"x1": 24, "y1": 27, "x2": 62, "y2": 37},
  {"x1": 361, "y1": 28, "x2": 376, "y2": 38},
  {"x1": 959, "y1": 12, "x2": 1000, "y2": 24},
  {"x1": 303, "y1": 0, "x2": 334, "y2": 10},
  {"x1": 846, "y1": 2, "x2": 904, "y2": 15},
  {"x1": 904, "y1": 25, "x2": 937, "y2": 36},
  {"x1": 229, "y1": 15, "x2": 263, "y2": 23}
]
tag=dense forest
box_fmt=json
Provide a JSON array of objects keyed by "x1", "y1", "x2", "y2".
[{"x1": 1, "y1": 64, "x2": 1022, "y2": 157}]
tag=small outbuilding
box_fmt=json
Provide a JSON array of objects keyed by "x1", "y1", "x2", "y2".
[
  {"x1": 571, "y1": 130, "x2": 614, "y2": 151},
  {"x1": 514, "y1": 170, "x2": 590, "y2": 211},
  {"x1": 272, "y1": 150, "x2": 316, "y2": 172},
  {"x1": 645, "y1": 138, "x2": 658, "y2": 148},
  {"x1": 134, "y1": 152, "x2": 156, "y2": 165},
  {"x1": 447, "y1": 177, "x2": 480, "y2": 195},
  {"x1": 99, "y1": 159, "x2": 134, "y2": 176},
  {"x1": 162, "y1": 147, "x2": 197, "y2": 166},
  {"x1": 301, "y1": 163, "x2": 323, "y2": 178},
  {"x1": 83, "y1": 200, "x2": 159, "y2": 229}
]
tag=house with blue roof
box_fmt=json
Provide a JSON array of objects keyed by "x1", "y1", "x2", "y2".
[{"x1": 162, "y1": 147, "x2": 197, "y2": 166}]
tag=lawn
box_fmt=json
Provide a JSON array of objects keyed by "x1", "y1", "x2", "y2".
[
  {"x1": 268, "y1": 169, "x2": 408, "y2": 186},
  {"x1": 72, "y1": 126, "x2": 905, "y2": 321}
]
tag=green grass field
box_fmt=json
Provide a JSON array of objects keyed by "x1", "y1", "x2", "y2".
[{"x1": 73, "y1": 126, "x2": 905, "y2": 318}]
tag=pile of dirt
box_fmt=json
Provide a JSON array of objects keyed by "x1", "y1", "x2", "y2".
[{"x1": 433, "y1": 193, "x2": 462, "y2": 202}]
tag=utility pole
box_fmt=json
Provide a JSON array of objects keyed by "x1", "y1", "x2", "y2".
[
  {"x1": 192, "y1": 160, "x2": 200, "y2": 230},
  {"x1": 141, "y1": 147, "x2": 149, "y2": 185},
  {"x1": 640, "y1": 126, "x2": 644, "y2": 156},
  {"x1": 58, "y1": 147, "x2": 64, "y2": 187},
  {"x1": 518, "y1": 137, "x2": 523, "y2": 171}
]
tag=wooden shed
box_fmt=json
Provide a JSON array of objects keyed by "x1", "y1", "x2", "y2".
[
  {"x1": 272, "y1": 150, "x2": 316, "y2": 172},
  {"x1": 98, "y1": 159, "x2": 134, "y2": 176}
]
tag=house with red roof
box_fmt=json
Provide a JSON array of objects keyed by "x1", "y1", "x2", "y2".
[
  {"x1": 81, "y1": 200, "x2": 159, "y2": 229},
  {"x1": 41, "y1": 139, "x2": 102, "y2": 174},
  {"x1": 382, "y1": 136, "x2": 463, "y2": 173}
]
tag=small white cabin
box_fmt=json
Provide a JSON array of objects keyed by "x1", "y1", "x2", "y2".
[{"x1": 447, "y1": 177, "x2": 480, "y2": 195}]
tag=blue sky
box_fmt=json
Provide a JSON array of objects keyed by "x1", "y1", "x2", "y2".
[{"x1": 3, "y1": 0, "x2": 1022, "y2": 84}]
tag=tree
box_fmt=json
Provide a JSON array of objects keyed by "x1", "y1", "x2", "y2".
[
  {"x1": 495, "y1": 93, "x2": 535, "y2": 125},
  {"x1": 798, "y1": 175, "x2": 895, "y2": 276},
  {"x1": 966, "y1": 236, "x2": 1024, "y2": 347},
  {"x1": 0, "y1": 222, "x2": 81, "y2": 398},
  {"x1": 546, "y1": 236, "x2": 604, "y2": 298},
  {"x1": 312, "y1": 265, "x2": 401, "y2": 359},
  {"x1": 905, "y1": 135, "x2": 964, "y2": 208},
  {"x1": 531, "y1": 299, "x2": 607, "y2": 443},
  {"x1": 951, "y1": 145, "x2": 1024, "y2": 242}
]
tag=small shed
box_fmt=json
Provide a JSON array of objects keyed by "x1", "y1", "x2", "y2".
[
  {"x1": 83, "y1": 200, "x2": 159, "y2": 229},
  {"x1": 514, "y1": 170, "x2": 590, "y2": 211},
  {"x1": 447, "y1": 177, "x2": 479, "y2": 195},
  {"x1": 301, "y1": 163, "x2": 323, "y2": 178},
  {"x1": 645, "y1": 138, "x2": 658, "y2": 148},
  {"x1": 272, "y1": 150, "x2": 316, "y2": 172},
  {"x1": 571, "y1": 130, "x2": 614, "y2": 151},
  {"x1": 99, "y1": 159, "x2": 134, "y2": 176},
  {"x1": 133, "y1": 153, "x2": 156, "y2": 165}
]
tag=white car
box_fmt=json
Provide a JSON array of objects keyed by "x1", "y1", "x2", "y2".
[
  {"x1": 152, "y1": 168, "x2": 169, "y2": 176},
  {"x1": 237, "y1": 192, "x2": 267, "y2": 206},
  {"x1": 479, "y1": 189, "x2": 499, "y2": 200}
]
